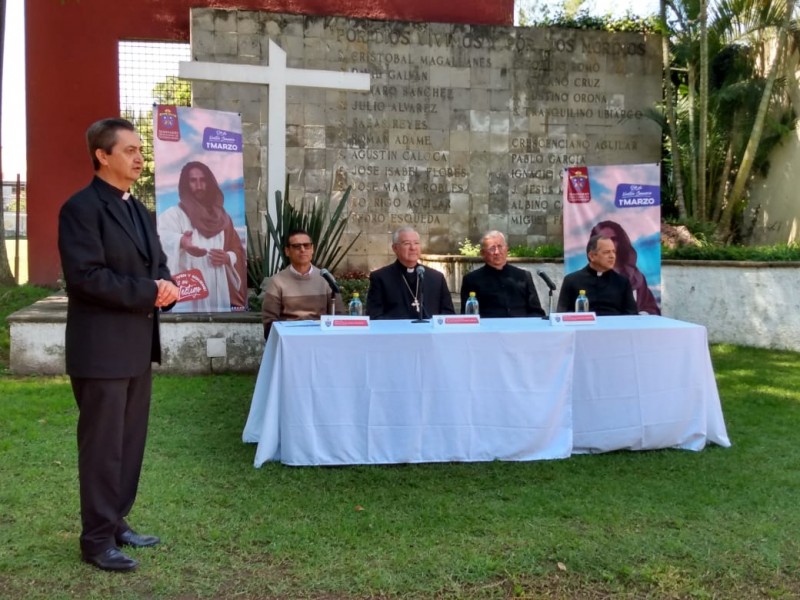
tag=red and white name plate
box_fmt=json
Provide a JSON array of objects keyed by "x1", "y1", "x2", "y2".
[
  {"x1": 320, "y1": 315, "x2": 371, "y2": 330},
  {"x1": 549, "y1": 312, "x2": 597, "y2": 326},
  {"x1": 432, "y1": 314, "x2": 481, "y2": 329}
]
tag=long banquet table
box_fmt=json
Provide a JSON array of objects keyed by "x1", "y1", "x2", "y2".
[{"x1": 243, "y1": 316, "x2": 730, "y2": 467}]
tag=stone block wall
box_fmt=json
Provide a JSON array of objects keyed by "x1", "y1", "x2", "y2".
[{"x1": 188, "y1": 9, "x2": 662, "y2": 273}]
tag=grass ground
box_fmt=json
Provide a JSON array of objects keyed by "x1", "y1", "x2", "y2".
[{"x1": 1, "y1": 285, "x2": 798, "y2": 599}]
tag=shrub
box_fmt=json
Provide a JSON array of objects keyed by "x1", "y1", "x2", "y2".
[
  {"x1": 508, "y1": 243, "x2": 564, "y2": 258},
  {"x1": 336, "y1": 270, "x2": 370, "y2": 303},
  {"x1": 457, "y1": 238, "x2": 481, "y2": 257},
  {"x1": 662, "y1": 243, "x2": 800, "y2": 261}
]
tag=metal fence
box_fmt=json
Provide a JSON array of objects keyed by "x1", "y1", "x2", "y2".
[
  {"x1": 119, "y1": 40, "x2": 192, "y2": 210},
  {"x1": 2, "y1": 179, "x2": 26, "y2": 237}
]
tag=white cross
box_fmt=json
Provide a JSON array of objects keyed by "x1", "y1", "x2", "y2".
[{"x1": 179, "y1": 39, "x2": 370, "y2": 229}]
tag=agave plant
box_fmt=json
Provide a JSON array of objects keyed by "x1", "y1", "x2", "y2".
[
  {"x1": 245, "y1": 208, "x2": 270, "y2": 290},
  {"x1": 247, "y1": 175, "x2": 360, "y2": 288}
]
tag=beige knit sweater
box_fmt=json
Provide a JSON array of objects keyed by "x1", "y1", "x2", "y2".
[{"x1": 261, "y1": 266, "x2": 345, "y2": 338}]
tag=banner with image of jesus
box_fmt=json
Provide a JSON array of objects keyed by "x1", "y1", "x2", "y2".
[
  {"x1": 562, "y1": 163, "x2": 661, "y2": 314},
  {"x1": 153, "y1": 105, "x2": 248, "y2": 312}
]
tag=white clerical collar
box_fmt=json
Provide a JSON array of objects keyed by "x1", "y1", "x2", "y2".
[
  {"x1": 290, "y1": 264, "x2": 314, "y2": 278},
  {"x1": 122, "y1": 192, "x2": 131, "y2": 200},
  {"x1": 588, "y1": 266, "x2": 606, "y2": 277}
]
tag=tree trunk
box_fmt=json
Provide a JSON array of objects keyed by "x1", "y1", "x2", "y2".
[
  {"x1": 687, "y1": 66, "x2": 699, "y2": 218},
  {"x1": 662, "y1": 0, "x2": 687, "y2": 219},
  {"x1": 697, "y1": 0, "x2": 708, "y2": 222},
  {"x1": 712, "y1": 141, "x2": 734, "y2": 224},
  {"x1": 783, "y1": 44, "x2": 800, "y2": 121},
  {"x1": 718, "y1": 0, "x2": 796, "y2": 241}
]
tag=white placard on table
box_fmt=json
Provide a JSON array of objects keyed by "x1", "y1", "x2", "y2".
[
  {"x1": 431, "y1": 314, "x2": 481, "y2": 329},
  {"x1": 549, "y1": 312, "x2": 597, "y2": 326},
  {"x1": 320, "y1": 315, "x2": 371, "y2": 330}
]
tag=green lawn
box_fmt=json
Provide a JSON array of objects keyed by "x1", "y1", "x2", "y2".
[{"x1": 1, "y1": 285, "x2": 799, "y2": 599}]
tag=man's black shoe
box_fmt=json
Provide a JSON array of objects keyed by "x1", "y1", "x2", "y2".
[
  {"x1": 117, "y1": 530, "x2": 161, "y2": 548},
  {"x1": 83, "y1": 547, "x2": 139, "y2": 572}
]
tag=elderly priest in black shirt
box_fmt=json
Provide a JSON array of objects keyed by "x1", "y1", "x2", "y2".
[
  {"x1": 557, "y1": 234, "x2": 638, "y2": 316},
  {"x1": 460, "y1": 230, "x2": 545, "y2": 317}
]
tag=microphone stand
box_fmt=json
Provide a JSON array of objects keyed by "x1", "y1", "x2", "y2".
[
  {"x1": 411, "y1": 273, "x2": 429, "y2": 323},
  {"x1": 536, "y1": 270, "x2": 556, "y2": 319},
  {"x1": 544, "y1": 289, "x2": 554, "y2": 320},
  {"x1": 329, "y1": 292, "x2": 336, "y2": 316}
]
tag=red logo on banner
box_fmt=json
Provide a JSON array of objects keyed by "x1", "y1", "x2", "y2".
[
  {"x1": 566, "y1": 167, "x2": 591, "y2": 203},
  {"x1": 155, "y1": 105, "x2": 181, "y2": 142},
  {"x1": 174, "y1": 269, "x2": 209, "y2": 302}
]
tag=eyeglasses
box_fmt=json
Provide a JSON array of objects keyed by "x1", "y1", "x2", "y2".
[
  {"x1": 483, "y1": 245, "x2": 507, "y2": 253},
  {"x1": 288, "y1": 242, "x2": 313, "y2": 250}
]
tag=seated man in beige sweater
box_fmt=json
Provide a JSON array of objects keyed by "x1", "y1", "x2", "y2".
[{"x1": 261, "y1": 229, "x2": 345, "y2": 339}]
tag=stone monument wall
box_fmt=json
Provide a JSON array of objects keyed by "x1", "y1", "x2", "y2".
[{"x1": 189, "y1": 9, "x2": 662, "y2": 271}]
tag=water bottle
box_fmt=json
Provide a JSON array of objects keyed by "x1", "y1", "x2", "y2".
[
  {"x1": 575, "y1": 289, "x2": 589, "y2": 312},
  {"x1": 348, "y1": 292, "x2": 363, "y2": 316},
  {"x1": 464, "y1": 291, "x2": 480, "y2": 315}
]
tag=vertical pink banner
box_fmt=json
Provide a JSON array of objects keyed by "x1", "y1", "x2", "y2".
[
  {"x1": 153, "y1": 106, "x2": 248, "y2": 313},
  {"x1": 562, "y1": 164, "x2": 661, "y2": 314}
]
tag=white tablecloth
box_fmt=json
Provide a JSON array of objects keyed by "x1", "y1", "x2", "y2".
[
  {"x1": 570, "y1": 316, "x2": 729, "y2": 453},
  {"x1": 243, "y1": 316, "x2": 730, "y2": 467}
]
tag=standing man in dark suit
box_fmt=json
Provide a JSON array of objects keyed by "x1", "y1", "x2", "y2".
[
  {"x1": 366, "y1": 226, "x2": 455, "y2": 319},
  {"x1": 58, "y1": 118, "x2": 179, "y2": 572}
]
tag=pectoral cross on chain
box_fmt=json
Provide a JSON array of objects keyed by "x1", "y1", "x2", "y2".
[{"x1": 412, "y1": 298, "x2": 421, "y2": 313}]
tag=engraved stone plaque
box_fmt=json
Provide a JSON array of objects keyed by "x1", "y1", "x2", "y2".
[{"x1": 189, "y1": 9, "x2": 662, "y2": 271}]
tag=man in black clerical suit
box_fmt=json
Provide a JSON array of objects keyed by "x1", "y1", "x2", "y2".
[
  {"x1": 557, "y1": 234, "x2": 637, "y2": 316},
  {"x1": 367, "y1": 226, "x2": 455, "y2": 319},
  {"x1": 460, "y1": 230, "x2": 545, "y2": 318},
  {"x1": 58, "y1": 118, "x2": 179, "y2": 572}
]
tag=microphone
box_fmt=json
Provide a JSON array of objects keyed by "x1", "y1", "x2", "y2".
[
  {"x1": 536, "y1": 270, "x2": 557, "y2": 291},
  {"x1": 412, "y1": 264, "x2": 429, "y2": 322},
  {"x1": 319, "y1": 269, "x2": 340, "y2": 294}
]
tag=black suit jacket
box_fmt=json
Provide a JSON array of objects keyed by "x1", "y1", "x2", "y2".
[
  {"x1": 58, "y1": 176, "x2": 173, "y2": 378},
  {"x1": 367, "y1": 261, "x2": 455, "y2": 319},
  {"x1": 556, "y1": 265, "x2": 637, "y2": 316},
  {"x1": 460, "y1": 264, "x2": 545, "y2": 318}
]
